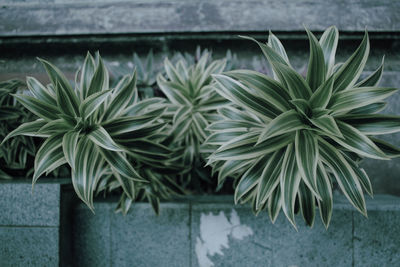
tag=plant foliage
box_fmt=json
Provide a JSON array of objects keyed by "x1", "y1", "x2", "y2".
[
  {"x1": 157, "y1": 50, "x2": 230, "y2": 191},
  {"x1": 2, "y1": 52, "x2": 176, "y2": 211},
  {"x1": 0, "y1": 79, "x2": 36, "y2": 179},
  {"x1": 208, "y1": 27, "x2": 400, "y2": 228}
]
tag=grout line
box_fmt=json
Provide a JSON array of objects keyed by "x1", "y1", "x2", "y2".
[
  {"x1": 109, "y1": 205, "x2": 112, "y2": 267},
  {"x1": 352, "y1": 211, "x2": 355, "y2": 267},
  {"x1": 189, "y1": 201, "x2": 192, "y2": 267}
]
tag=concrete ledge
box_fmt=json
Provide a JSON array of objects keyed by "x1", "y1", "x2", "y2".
[
  {"x1": 72, "y1": 195, "x2": 400, "y2": 267},
  {"x1": 0, "y1": 0, "x2": 399, "y2": 37},
  {"x1": 0, "y1": 181, "x2": 61, "y2": 266}
]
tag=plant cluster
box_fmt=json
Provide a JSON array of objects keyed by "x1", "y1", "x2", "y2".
[{"x1": 2, "y1": 27, "x2": 400, "y2": 227}]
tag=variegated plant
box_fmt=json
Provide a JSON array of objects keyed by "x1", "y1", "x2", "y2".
[
  {"x1": 2, "y1": 52, "x2": 173, "y2": 210},
  {"x1": 0, "y1": 79, "x2": 36, "y2": 179},
  {"x1": 208, "y1": 26, "x2": 400, "y2": 228},
  {"x1": 157, "y1": 51, "x2": 230, "y2": 190},
  {"x1": 108, "y1": 50, "x2": 159, "y2": 99}
]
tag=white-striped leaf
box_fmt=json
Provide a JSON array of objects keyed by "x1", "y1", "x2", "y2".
[
  {"x1": 355, "y1": 56, "x2": 384, "y2": 87},
  {"x1": 305, "y1": 28, "x2": 326, "y2": 91},
  {"x1": 338, "y1": 114, "x2": 400, "y2": 135},
  {"x1": 333, "y1": 31, "x2": 370, "y2": 92},
  {"x1": 329, "y1": 87, "x2": 397, "y2": 115},
  {"x1": 319, "y1": 26, "x2": 339, "y2": 77},
  {"x1": 280, "y1": 144, "x2": 301, "y2": 227},
  {"x1": 316, "y1": 161, "x2": 333, "y2": 228},
  {"x1": 88, "y1": 126, "x2": 122, "y2": 151},
  {"x1": 318, "y1": 138, "x2": 367, "y2": 215},
  {"x1": 62, "y1": 130, "x2": 80, "y2": 169},
  {"x1": 258, "y1": 110, "x2": 305, "y2": 143},
  {"x1": 295, "y1": 130, "x2": 321, "y2": 199},
  {"x1": 2, "y1": 119, "x2": 47, "y2": 144}
]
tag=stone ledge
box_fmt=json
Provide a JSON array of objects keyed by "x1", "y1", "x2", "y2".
[{"x1": 0, "y1": 0, "x2": 399, "y2": 37}]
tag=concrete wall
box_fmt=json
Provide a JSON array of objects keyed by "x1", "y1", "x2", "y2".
[
  {"x1": 72, "y1": 195, "x2": 400, "y2": 267},
  {"x1": 0, "y1": 182, "x2": 61, "y2": 266}
]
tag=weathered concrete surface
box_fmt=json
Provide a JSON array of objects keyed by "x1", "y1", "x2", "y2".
[
  {"x1": 0, "y1": 227, "x2": 59, "y2": 267},
  {"x1": 72, "y1": 203, "x2": 111, "y2": 267},
  {"x1": 0, "y1": 0, "x2": 399, "y2": 37},
  {"x1": 72, "y1": 195, "x2": 400, "y2": 267},
  {"x1": 0, "y1": 182, "x2": 61, "y2": 266},
  {"x1": 0, "y1": 182, "x2": 60, "y2": 226}
]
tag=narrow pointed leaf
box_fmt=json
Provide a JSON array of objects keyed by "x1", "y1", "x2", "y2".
[
  {"x1": 305, "y1": 28, "x2": 326, "y2": 91},
  {"x1": 258, "y1": 110, "x2": 305, "y2": 143},
  {"x1": 355, "y1": 56, "x2": 384, "y2": 87},
  {"x1": 280, "y1": 144, "x2": 301, "y2": 227},
  {"x1": 88, "y1": 126, "x2": 122, "y2": 151},
  {"x1": 299, "y1": 181, "x2": 316, "y2": 227},
  {"x1": 295, "y1": 131, "x2": 320, "y2": 199},
  {"x1": 62, "y1": 130, "x2": 80, "y2": 169},
  {"x1": 318, "y1": 138, "x2": 367, "y2": 215},
  {"x1": 316, "y1": 162, "x2": 333, "y2": 228},
  {"x1": 80, "y1": 52, "x2": 96, "y2": 99},
  {"x1": 268, "y1": 31, "x2": 290, "y2": 64},
  {"x1": 2, "y1": 119, "x2": 47, "y2": 144},
  {"x1": 80, "y1": 89, "x2": 111, "y2": 119},
  {"x1": 310, "y1": 115, "x2": 343, "y2": 137},
  {"x1": 26, "y1": 76, "x2": 56, "y2": 106},
  {"x1": 310, "y1": 76, "x2": 334, "y2": 109},
  {"x1": 333, "y1": 31, "x2": 370, "y2": 92},
  {"x1": 338, "y1": 114, "x2": 400, "y2": 135},
  {"x1": 13, "y1": 94, "x2": 60, "y2": 120},
  {"x1": 319, "y1": 26, "x2": 339, "y2": 76},
  {"x1": 329, "y1": 87, "x2": 397, "y2": 115}
]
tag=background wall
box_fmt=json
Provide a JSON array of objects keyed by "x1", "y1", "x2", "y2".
[{"x1": 1, "y1": 0, "x2": 400, "y2": 195}]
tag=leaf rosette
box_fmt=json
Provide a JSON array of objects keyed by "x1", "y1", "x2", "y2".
[
  {"x1": 157, "y1": 51, "x2": 230, "y2": 189},
  {"x1": 208, "y1": 27, "x2": 400, "y2": 228},
  {"x1": 2, "y1": 52, "x2": 172, "y2": 210}
]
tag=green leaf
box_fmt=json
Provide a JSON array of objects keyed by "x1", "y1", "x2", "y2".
[
  {"x1": 371, "y1": 137, "x2": 400, "y2": 158},
  {"x1": 72, "y1": 137, "x2": 104, "y2": 210},
  {"x1": 104, "y1": 71, "x2": 137, "y2": 120},
  {"x1": 213, "y1": 74, "x2": 280, "y2": 121},
  {"x1": 268, "y1": 31, "x2": 290, "y2": 64},
  {"x1": 333, "y1": 31, "x2": 370, "y2": 92},
  {"x1": 240, "y1": 35, "x2": 289, "y2": 68},
  {"x1": 39, "y1": 58, "x2": 80, "y2": 115},
  {"x1": 310, "y1": 76, "x2": 334, "y2": 109},
  {"x1": 280, "y1": 144, "x2": 301, "y2": 227},
  {"x1": 355, "y1": 56, "x2": 384, "y2": 87},
  {"x1": 305, "y1": 28, "x2": 326, "y2": 91},
  {"x1": 258, "y1": 110, "x2": 305, "y2": 143},
  {"x1": 103, "y1": 108, "x2": 164, "y2": 136},
  {"x1": 315, "y1": 161, "x2": 333, "y2": 229},
  {"x1": 217, "y1": 159, "x2": 253, "y2": 187},
  {"x1": 299, "y1": 181, "x2": 316, "y2": 227},
  {"x1": 33, "y1": 133, "x2": 65, "y2": 186},
  {"x1": 211, "y1": 133, "x2": 293, "y2": 161},
  {"x1": 38, "y1": 119, "x2": 71, "y2": 135},
  {"x1": 80, "y1": 89, "x2": 111, "y2": 120},
  {"x1": 80, "y1": 52, "x2": 96, "y2": 100},
  {"x1": 0, "y1": 106, "x2": 21, "y2": 120},
  {"x1": 157, "y1": 75, "x2": 191, "y2": 105},
  {"x1": 318, "y1": 138, "x2": 367, "y2": 215},
  {"x1": 310, "y1": 115, "x2": 343, "y2": 138},
  {"x1": 224, "y1": 69, "x2": 291, "y2": 112},
  {"x1": 329, "y1": 87, "x2": 397, "y2": 115},
  {"x1": 99, "y1": 148, "x2": 143, "y2": 182},
  {"x1": 234, "y1": 155, "x2": 268, "y2": 204},
  {"x1": 88, "y1": 126, "x2": 122, "y2": 151},
  {"x1": 319, "y1": 26, "x2": 339, "y2": 77},
  {"x1": 26, "y1": 76, "x2": 56, "y2": 106},
  {"x1": 2, "y1": 119, "x2": 47, "y2": 144},
  {"x1": 271, "y1": 62, "x2": 312, "y2": 100},
  {"x1": 331, "y1": 121, "x2": 388, "y2": 160},
  {"x1": 268, "y1": 186, "x2": 282, "y2": 223},
  {"x1": 256, "y1": 148, "x2": 285, "y2": 208},
  {"x1": 349, "y1": 102, "x2": 386, "y2": 115},
  {"x1": 13, "y1": 94, "x2": 60, "y2": 121},
  {"x1": 62, "y1": 130, "x2": 80, "y2": 169},
  {"x1": 295, "y1": 131, "x2": 320, "y2": 199},
  {"x1": 342, "y1": 153, "x2": 373, "y2": 196},
  {"x1": 87, "y1": 55, "x2": 109, "y2": 97},
  {"x1": 338, "y1": 114, "x2": 400, "y2": 135}
]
